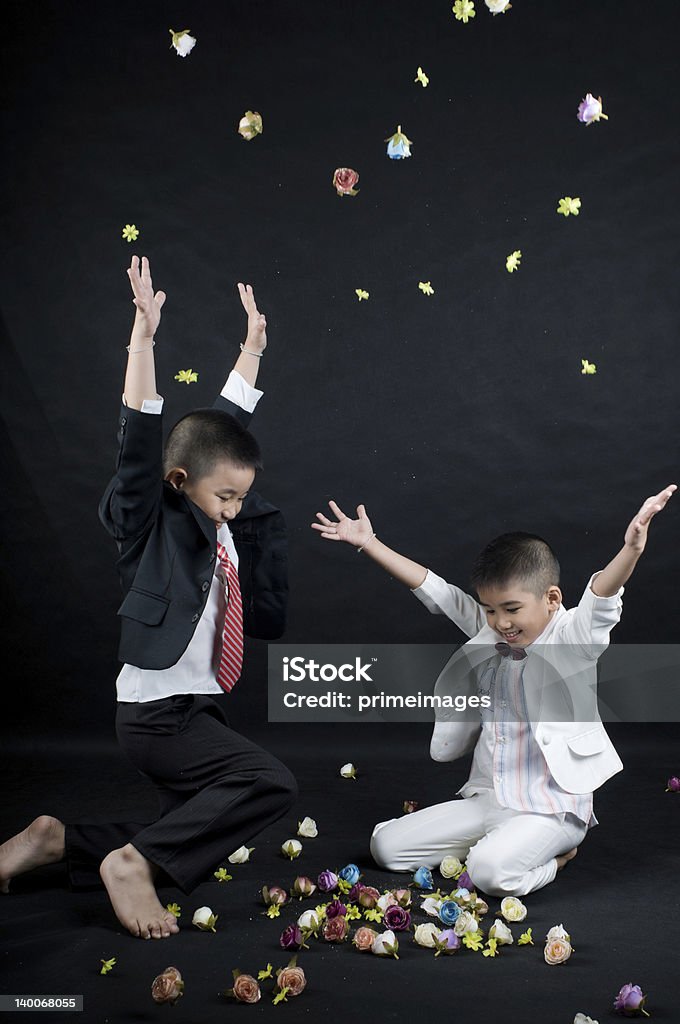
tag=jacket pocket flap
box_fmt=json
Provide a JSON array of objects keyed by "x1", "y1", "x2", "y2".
[
  {"x1": 567, "y1": 728, "x2": 606, "y2": 757},
  {"x1": 117, "y1": 588, "x2": 169, "y2": 625}
]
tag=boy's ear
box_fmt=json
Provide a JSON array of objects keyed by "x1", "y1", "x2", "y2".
[
  {"x1": 546, "y1": 585, "x2": 562, "y2": 609},
  {"x1": 165, "y1": 467, "x2": 188, "y2": 490}
]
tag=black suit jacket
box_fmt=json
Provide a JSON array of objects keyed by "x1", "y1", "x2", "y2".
[{"x1": 98, "y1": 394, "x2": 287, "y2": 670}]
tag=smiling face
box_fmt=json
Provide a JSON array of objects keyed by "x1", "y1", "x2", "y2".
[
  {"x1": 166, "y1": 459, "x2": 255, "y2": 528},
  {"x1": 476, "y1": 579, "x2": 562, "y2": 647}
]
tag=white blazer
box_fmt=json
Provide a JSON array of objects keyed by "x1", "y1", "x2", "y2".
[{"x1": 413, "y1": 570, "x2": 625, "y2": 795}]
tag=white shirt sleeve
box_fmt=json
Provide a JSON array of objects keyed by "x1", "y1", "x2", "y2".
[
  {"x1": 121, "y1": 394, "x2": 164, "y2": 414},
  {"x1": 558, "y1": 571, "x2": 624, "y2": 656},
  {"x1": 412, "y1": 569, "x2": 487, "y2": 639},
  {"x1": 220, "y1": 370, "x2": 263, "y2": 413}
]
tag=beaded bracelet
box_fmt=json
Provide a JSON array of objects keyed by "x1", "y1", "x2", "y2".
[
  {"x1": 126, "y1": 341, "x2": 156, "y2": 353},
  {"x1": 357, "y1": 532, "x2": 377, "y2": 553},
  {"x1": 240, "y1": 343, "x2": 263, "y2": 358}
]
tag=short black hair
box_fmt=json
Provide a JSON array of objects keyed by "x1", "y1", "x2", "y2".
[
  {"x1": 470, "y1": 532, "x2": 560, "y2": 599},
  {"x1": 163, "y1": 409, "x2": 263, "y2": 481}
]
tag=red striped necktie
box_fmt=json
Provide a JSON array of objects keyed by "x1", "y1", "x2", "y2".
[{"x1": 216, "y1": 542, "x2": 244, "y2": 692}]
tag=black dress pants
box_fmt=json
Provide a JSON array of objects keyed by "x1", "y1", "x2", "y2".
[{"x1": 64, "y1": 695, "x2": 298, "y2": 893}]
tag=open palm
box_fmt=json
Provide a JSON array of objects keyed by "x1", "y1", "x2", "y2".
[{"x1": 127, "y1": 255, "x2": 166, "y2": 339}]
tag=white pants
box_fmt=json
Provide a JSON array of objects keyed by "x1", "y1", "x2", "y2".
[{"x1": 370, "y1": 789, "x2": 588, "y2": 897}]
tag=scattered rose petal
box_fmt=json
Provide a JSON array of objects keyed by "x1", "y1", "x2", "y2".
[
  {"x1": 385, "y1": 125, "x2": 413, "y2": 159},
  {"x1": 238, "y1": 111, "x2": 263, "y2": 140},
  {"x1": 332, "y1": 168, "x2": 360, "y2": 196},
  {"x1": 577, "y1": 93, "x2": 608, "y2": 125},
  {"x1": 228, "y1": 845, "x2": 254, "y2": 864},
  {"x1": 169, "y1": 29, "x2": 196, "y2": 57},
  {"x1": 152, "y1": 966, "x2": 184, "y2": 1005},
  {"x1": 574, "y1": 1015, "x2": 599, "y2": 1024}
]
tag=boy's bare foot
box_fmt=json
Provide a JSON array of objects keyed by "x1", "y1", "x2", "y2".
[
  {"x1": 0, "y1": 815, "x2": 66, "y2": 893},
  {"x1": 100, "y1": 845, "x2": 180, "y2": 940},
  {"x1": 555, "y1": 847, "x2": 578, "y2": 871}
]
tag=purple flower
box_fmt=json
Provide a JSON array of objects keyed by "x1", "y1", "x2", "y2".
[
  {"x1": 383, "y1": 905, "x2": 411, "y2": 932},
  {"x1": 666, "y1": 776, "x2": 680, "y2": 792},
  {"x1": 434, "y1": 929, "x2": 461, "y2": 956},
  {"x1": 577, "y1": 93, "x2": 608, "y2": 125},
  {"x1": 279, "y1": 924, "x2": 304, "y2": 950},
  {"x1": 326, "y1": 900, "x2": 348, "y2": 919},
  {"x1": 613, "y1": 983, "x2": 649, "y2": 1017},
  {"x1": 317, "y1": 870, "x2": 339, "y2": 893},
  {"x1": 457, "y1": 870, "x2": 473, "y2": 890},
  {"x1": 348, "y1": 882, "x2": 365, "y2": 902}
]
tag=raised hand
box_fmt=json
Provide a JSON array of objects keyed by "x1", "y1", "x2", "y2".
[
  {"x1": 312, "y1": 500, "x2": 375, "y2": 549},
  {"x1": 238, "y1": 283, "x2": 267, "y2": 354},
  {"x1": 624, "y1": 484, "x2": 677, "y2": 553},
  {"x1": 127, "y1": 255, "x2": 166, "y2": 341}
]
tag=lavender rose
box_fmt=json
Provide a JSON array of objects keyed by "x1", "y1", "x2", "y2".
[
  {"x1": 434, "y1": 929, "x2": 461, "y2": 956},
  {"x1": 326, "y1": 899, "x2": 348, "y2": 919},
  {"x1": 666, "y1": 776, "x2": 680, "y2": 792},
  {"x1": 317, "y1": 870, "x2": 339, "y2": 893},
  {"x1": 613, "y1": 983, "x2": 649, "y2": 1017},
  {"x1": 457, "y1": 870, "x2": 474, "y2": 890},
  {"x1": 232, "y1": 974, "x2": 261, "y2": 1004},
  {"x1": 384, "y1": 905, "x2": 411, "y2": 932},
  {"x1": 151, "y1": 967, "x2": 184, "y2": 1005}
]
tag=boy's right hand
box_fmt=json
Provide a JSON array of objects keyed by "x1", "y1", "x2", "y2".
[
  {"x1": 127, "y1": 255, "x2": 166, "y2": 340},
  {"x1": 312, "y1": 500, "x2": 374, "y2": 548}
]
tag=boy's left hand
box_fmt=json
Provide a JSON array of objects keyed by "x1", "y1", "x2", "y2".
[
  {"x1": 238, "y1": 283, "x2": 267, "y2": 354},
  {"x1": 624, "y1": 484, "x2": 676, "y2": 553}
]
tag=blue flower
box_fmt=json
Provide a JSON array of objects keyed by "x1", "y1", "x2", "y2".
[
  {"x1": 385, "y1": 125, "x2": 413, "y2": 160},
  {"x1": 452, "y1": 887, "x2": 470, "y2": 898},
  {"x1": 438, "y1": 900, "x2": 462, "y2": 926},
  {"x1": 413, "y1": 866, "x2": 434, "y2": 890},
  {"x1": 338, "y1": 863, "x2": 361, "y2": 885}
]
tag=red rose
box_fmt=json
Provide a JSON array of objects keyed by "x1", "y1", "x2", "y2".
[{"x1": 332, "y1": 167, "x2": 360, "y2": 196}]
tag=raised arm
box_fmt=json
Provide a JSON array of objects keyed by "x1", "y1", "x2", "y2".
[
  {"x1": 123, "y1": 255, "x2": 166, "y2": 410},
  {"x1": 591, "y1": 484, "x2": 676, "y2": 596},
  {"x1": 213, "y1": 283, "x2": 268, "y2": 425}
]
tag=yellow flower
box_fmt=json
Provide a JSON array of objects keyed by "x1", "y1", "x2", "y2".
[
  {"x1": 336, "y1": 878, "x2": 352, "y2": 895},
  {"x1": 482, "y1": 937, "x2": 498, "y2": 957},
  {"x1": 462, "y1": 930, "x2": 484, "y2": 950},
  {"x1": 363, "y1": 907, "x2": 384, "y2": 923},
  {"x1": 257, "y1": 964, "x2": 273, "y2": 981},
  {"x1": 581, "y1": 359, "x2": 597, "y2": 375},
  {"x1": 506, "y1": 250, "x2": 522, "y2": 273},
  {"x1": 557, "y1": 197, "x2": 581, "y2": 217},
  {"x1": 122, "y1": 224, "x2": 139, "y2": 243},
  {"x1": 415, "y1": 67, "x2": 429, "y2": 87},
  {"x1": 175, "y1": 369, "x2": 199, "y2": 384},
  {"x1": 273, "y1": 987, "x2": 290, "y2": 1005},
  {"x1": 238, "y1": 111, "x2": 263, "y2": 141},
  {"x1": 100, "y1": 958, "x2": 116, "y2": 975},
  {"x1": 419, "y1": 281, "x2": 435, "y2": 296},
  {"x1": 166, "y1": 903, "x2": 181, "y2": 918},
  {"x1": 346, "y1": 905, "x2": 362, "y2": 921},
  {"x1": 314, "y1": 904, "x2": 328, "y2": 920},
  {"x1": 355, "y1": 289, "x2": 369, "y2": 301},
  {"x1": 453, "y1": 0, "x2": 476, "y2": 23},
  {"x1": 517, "y1": 927, "x2": 534, "y2": 945},
  {"x1": 266, "y1": 904, "x2": 282, "y2": 919}
]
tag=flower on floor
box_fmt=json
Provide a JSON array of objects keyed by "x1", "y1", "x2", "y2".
[
  {"x1": 384, "y1": 905, "x2": 412, "y2": 931},
  {"x1": 457, "y1": 869, "x2": 474, "y2": 889},
  {"x1": 414, "y1": 922, "x2": 441, "y2": 948},
  {"x1": 276, "y1": 958, "x2": 307, "y2": 997},
  {"x1": 482, "y1": 937, "x2": 499, "y2": 957},
  {"x1": 413, "y1": 866, "x2": 435, "y2": 890},
  {"x1": 574, "y1": 1015, "x2": 599, "y2": 1024},
  {"x1": 340, "y1": 762, "x2": 357, "y2": 778},
  {"x1": 227, "y1": 971, "x2": 261, "y2": 1004},
  {"x1": 122, "y1": 224, "x2": 139, "y2": 243},
  {"x1": 453, "y1": 911, "x2": 478, "y2": 936},
  {"x1": 323, "y1": 916, "x2": 350, "y2": 942},
  {"x1": 192, "y1": 906, "x2": 218, "y2": 932},
  {"x1": 169, "y1": 29, "x2": 196, "y2": 57},
  {"x1": 279, "y1": 924, "x2": 305, "y2": 950},
  {"x1": 100, "y1": 958, "x2": 116, "y2": 975},
  {"x1": 544, "y1": 937, "x2": 573, "y2": 965},
  {"x1": 517, "y1": 928, "x2": 534, "y2": 945},
  {"x1": 434, "y1": 928, "x2": 462, "y2": 956},
  {"x1": 214, "y1": 868, "x2": 232, "y2": 882},
  {"x1": 577, "y1": 93, "x2": 608, "y2": 125},
  {"x1": 613, "y1": 984, "x2": 650, "y2": 1017},
  {"x1": 297, "y1": 817, "x2": 318, "y2": 838},
  {"x1": 358, "y1": 886, "x2": 381, "y2": 909},
  {"x1": 420, "y1": 896, "x2": 442, "y2": 916},
  {"x1": 266, "y1": 905, "x2": 282, "y2": 919},
  {"x1": 665, "y1": 776, "x2": 680, "y2": 791},
  {"x1": 581, "y1": 358, "x2": 597, "y2": 375},
  {"x1": 326, "y1": 899, "x2": 348, "y2": 919},
  {"x1": 418, "y1": 281, "x2": 435, "y2": 296},
  {"x1": 363, "y1": 907, "x2": 384, "y2": 924},
  {"x1": 281, "y1": 839, "x2": 302, "y2": 860},
  {"x1": 354, "y1": 925, "x2": 379, "y2": 950},
  {"x1": 506, "y1": 250, "x2": 522, "y2": 273},
  {"x1": 385, "y1": 125, "x2": 413, "y2": 159},
  {"x1": 488, "y1": 920, "x2": 513, "y2": 945},
  {"x1": 414, "y1": 67, "x2": 429, "y2": 87},
  {"x1": 499, "y1": 896, "x2": 527, "y2": 922},
  {"x1": 485, "y1": 0, "x2": 511, "y2": 13},
  {"x1": 262, "y1": 885, "x2": 288, "y2": 906},
  {"x1": 439, "y1": 855, "x2": 463, "y2": 878},
  {"x1": 166, "y1": 903, "x2": 181, "y2": 918},
  {"x1": 291, "y1": 875, "x2": 317, "y2": 899},
  {"x1": 355, "y1": 288, "x2": 370, "y2": 301},
  {"x1": 438, "y1": 900, "x2": 461, "y2": 927},
  {"x1": 453, "y1": 1, "x2": 476, "y2": 23},
  {"x1": 297, "y1": 909, "x2": 321, "y2": 935},
  {"x1": 371, "y1": 929, "x2": 399, "y2": 958},
  {"x1": 346, "y1": 904, "x2": 362, "y2": 921},
  {"x1": 228, "y1": 845, "x2": 255, "y2": 864},
  {"x1": 317, "y1": 870, "x2": 339, "y2": 893},
  {"x1": 392, "y1": 888, "x2": 412, "y2": 908},
  {"x1": 152, "y1": 966, "x2": 184, "y2": 1005},
  {"x1": 338, "y1": 863, "x2": 361, "y2": 884},
  {"x1": 175, "y1": 369, "x2": 198, "y2": 384},
  {"x1": 546, "y1": 923, "x2": 571, "y2": 943},
  {"x1": 462, "y1": 930, "x2": 484, "y2": 951},
  {"x1": 257, "y1": 963, "x2": 274, "y2": 981},
  {"x1": 332, "y1": 169, "x2": 360, "y2": 196},
  {"x1": 557, "y1": 196, "x2": 581, "y2": 217},
  {"x1": 238, "y1": 111, "x2": 263, "y2": 140}
]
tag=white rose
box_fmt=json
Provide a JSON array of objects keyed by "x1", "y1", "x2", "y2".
[
  {"x1": 414, "y1": 922, "x2": 441, "y2": 948},
  {"x1": 297, "y1": 816, "x2": 318, "y2": 838},
  {"x1": 574, "y1": 1015, "x2": 598, "y2": 1024},
  {"x1": 377, "y1": 893, "x2": 397, "y2": 912},
  {"x1": 488, "y1": 920, "x2": 514, "y2": 945},
  {"x1": 169, "y1": 29, "x2": 196, "y2": 57},
  {"x1": 485, "y1": 0, "x2": 511, "y2": 13},
  {"x1": 371, "y1": 929, "x2": 398, "y2": 957},
  {"x1": 340, "y1": 763, "x2": 357, "y2": 779},
  {"x1": 500, "y1": 896, "x2": 527, "y2": 922},
  {"x1": 439, "y1": 855, "x2": 463, "y2": 879},
  {"x1": 227, "y1": 845, "x2": 253, "y2": 864},
  {"x1": 420, "y1": 896, "x2": 443, "y2": 917},
  {"x1": 192, "y1": 906, "x2": 218, "y2": 931},
  {"x1": 546, "y1": 923, "x2": 571, "y2": 943},
  {"x1": 297, "y1": 910, "x2": 320, "y2": 932},
  {"x1": 453, "y1": 910, "x2": 478, "y2": 936},
  {"x1": 281, "y1": 839, "x2": 302, "y2": 859}
]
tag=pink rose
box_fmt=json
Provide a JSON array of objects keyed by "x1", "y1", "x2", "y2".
[
  {"x1": 332, "y1": 167, "x2": 359, "y2": 196},
  {"x1": 358, "y1": 886, "x2": 381, "y2": 909},
  {"x1": 232, "y1": 974, "x2": 261, "y2": 1003},
  {"x1": 151, "y1": 966, "x2": 184, "y2": 1005},
  {"x1": 353, "y1": 926, "x2": 379, "y2": 951},
  {"x1": 544, "y1": 938, "x2": 573, "y2": 965},
  {"x1": 323, "y1": 916, "x2": 350, "y2": 942},
  {"x1": 277, "y1": 965, "x2": 306, "y2": 997},
  {"x1": 393, "y1": 888, "x2": 412, "y2": 908}
]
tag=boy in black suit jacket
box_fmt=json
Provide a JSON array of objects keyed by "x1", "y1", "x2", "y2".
[{"x1": 0, "y1": 256, "x2": 297, "y2": 939}]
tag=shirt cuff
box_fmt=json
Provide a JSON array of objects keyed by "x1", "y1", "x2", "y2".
[
  {"x1": 121, "y1": 394, "x2": 164, "y2": 414},
  {"x1": 586, "y1": 571, "x2": 624, "y2": 602},
  {"x1": 220, "y1": 370, "x2": 263, "y2": 413}
]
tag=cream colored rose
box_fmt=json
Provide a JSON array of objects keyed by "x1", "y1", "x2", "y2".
[
  {"x1": 544, "y1": 937, "x2": 573, "y2": 965},
  {"x1": 488, "y1": 920, "x2": 514, "y2": 945},
  {"x1": 297, "y1": 816, "x2": 318, "y2": 838},
  {"x1": 439, "y1": 855, "x2": 463, "y2": 879},
  {"x1": 340, "y1": 763, "x2": 357, "y2": 779},
  {"x1": 500, "y1": 896, "x2": 527, "y2": 922},
  {"x1": 414, "y1": 922, "x2": 441, "y2": 948},
  {"x1": 281, "y1": 839, "x2": 302, "y2": 859},
  {"x1": 420, "y1": 896, "x2": 442, "y2": 917},
  {"x1": 297, "y1": 910, "x2": 320, "y2": 932},
  {"x1": 485, "y1": 0, "x2": 511, "y2": 13},
  {"x1": 192, "y1": 906, "x2": 217, "y2": 931},
  {"x1": 453, "y1": 911, "x2": 478, "y2": 936},
  {"x1": 573, "y1": 1015, "x2": 598, "y2": 1024},
  {"x1": 227, "y1": 845, "x2": 253, "y2": 864},
  {"x1": 546, "y1": 923, "x2": 571, "y2": 943},
  {"x1": 169, "y1": 29, "x2": 196, "y2": 57}
]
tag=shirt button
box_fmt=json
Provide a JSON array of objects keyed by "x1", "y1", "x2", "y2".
[
  {"x1": 120, "y1": 416, "x2": 127, "y2": 426},
  {"x1": 191, "y1": 612, "x2": 200, "y2": 623},
  {"x1": 542, "y1": 735, "x2": 551, "y2": 745},
  {"x1": 201, "y1": 581, "x2": 210, "y2": 592}
]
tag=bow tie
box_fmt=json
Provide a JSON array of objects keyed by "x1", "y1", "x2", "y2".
[{"x1": 495, "y1": 641, "x2": 527, "y2": 661}]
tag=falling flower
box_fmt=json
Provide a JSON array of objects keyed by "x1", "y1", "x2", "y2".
[
  {"x1": 281, "y1": 839, "x2": 303, "y2": 860},
  {"x1": 518, "y1": 928, "x2": 534, "y2": 945},
  {"x1": 122, "y1": 224, "x2": 139, "y2": 243},
  {"x1": 452, "y1": 0, "x2": 476, "y2": 23},
  {"x1": 175, "y1": 369, "x2": 198, "y2": 384},
  {"x1": 385, "y1": 125, "x2": 413, "y2": 159},
  {"x1": 238, "y1": 111, "x2": 263, "y2": 140},
  {"x1": 332, "y1": 168, "x2": 360, "y2": 196},
  {"x1": 340, "y1": 762, "x2": 357, "y2": 779},
  {"x1": 666, "y1": 776, "x2": 680, "y2": 792},
  {"x1": 169, "y1": 29, "x2": 196, "y2": 57},
  {"x1": 418, "y1": 281, "x2": 435, "y2": 296},
  {"x1": 557, "y1": 196, "x2": 582, "y2": 217},
  {"x1": 192, "y1": 906, "x2": 218, "y2": 932},
  {"x1": 214, "y1": 868, "x2": 233, "y2": 882},
  {"x1": 403, "y1": 800, "x2": 419, "y2": 814},
  {"x1": 500, "y1": 896, "x2": 527, "y2": 922},
  {"x1": 544, "y1": 937, "x2": 573, "y2": 964},
  {"x1": 506, "y1": 250, "x2": 522, "y2": 273},
  {"x1": 228, "y1": 845, "x2": 254, "y2": 864},
  {"x1": 613, "y1": 984, "x2": 650, "y2": 1017},
  {"x1": 297, "y1": 817, "x2": 318, "y2": 838},
  {"x1": 581, "y1": 358, "x2": 597, "y2": 375},
  {"x1": 166, "y1": 903, "x2": 181, "y2": 918},
  {"x1": 577, "y1": 93, "x2": 608, "y2": 125},
  {"x1": 152, "y1": 967, "x2": 184, "y2": 1005},
  {"x1": 485, "y1": 0, "x2": 511, "y2": 12},
  {"x1": 100, "y1": 958, "x2": 116, "y2": 975},
  {"x1": 574, "y1": 1015, "x2": 599, "y2": 1024},
  {"x1": 228, "y1": 972, "x2": 261, "y2": 1004},
  {"x1": 355, "y1": 289, "x2": 369, "y2": 301},
  {"x1": 414, "y1": 67, "x2": 429, "y2": 87}
]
